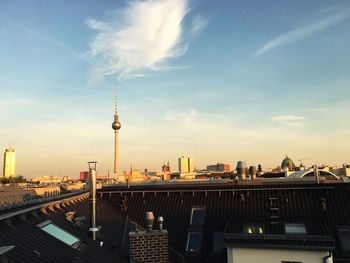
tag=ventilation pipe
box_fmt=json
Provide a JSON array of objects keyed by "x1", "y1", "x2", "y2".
[
  {"x1": 88, "y1": 161, "x2": 98, "y2": 241},
  {"x1": 145, "y1": 212, "x2": 154, "y2": 232},
  {"x1": 249, "y1": 166, "x2": 257, "y2": 180},
  {"x1": 157, "y1": 216, "x2": 164, "y2": 231},
  {"x1": 236, "y1": 161, "x2": 248, "y2": 180}
]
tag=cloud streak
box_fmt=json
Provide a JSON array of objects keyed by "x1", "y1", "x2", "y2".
[
  {"x1": 0, "y1": 15, "x2": 82, "y2": 60},
  {"x1": 86, "y1": 0, "x2": 205, "y2": 79},
  {"x1": 272, "y1": 115, "x2": 305, "y2": 126},
  {"x1": 254, "y1": 9, "x2": 350, "y2": 57}
]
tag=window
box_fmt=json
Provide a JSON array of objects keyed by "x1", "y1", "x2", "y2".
[
  {"x1": 243, "y1": 224, "x2": 264, "y2": 234},
  {"x1": 284, "y1": 223, "x2": 307, "y2": 234},
  {"x1": 337, "y1": 226, "x2": 350, "y2": 252},
  {"x1": 190, "y1": 207, "x2": 206, "y2": 225},
  {"x1": 186, "y1": 232, "x2": 203, "y2": 252},
  {"x1": 37, "y1": 220, "x2": 80, "y2": 248},
  {"x1": 212, "y1": 232, "x2": 224, "y2": 253}
]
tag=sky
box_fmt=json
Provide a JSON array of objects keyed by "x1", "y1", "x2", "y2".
[{"x1": 0, "y1": 0, "x2": 349, "y2": 178}]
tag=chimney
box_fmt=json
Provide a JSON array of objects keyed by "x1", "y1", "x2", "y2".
[{"x1": 129, "y1": 212, "x2": 169, "y2": 263}]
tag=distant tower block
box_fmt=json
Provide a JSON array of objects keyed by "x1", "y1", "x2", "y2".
[
  {"x1": 3, "y1": 147, "x2": 15, "y2": 177},
  {"x1": 112, "y1": 86, "x2": 121, "y2": 178}
]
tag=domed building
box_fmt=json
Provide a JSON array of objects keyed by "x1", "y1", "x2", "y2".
[{"x1": 281, "y1": 155, "x2": 296, "y2": 171}]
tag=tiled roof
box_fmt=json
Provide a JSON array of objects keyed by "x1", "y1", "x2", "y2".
[
  {"x1": 0, "y1": 215, "x2": 80, "y2": 263},
  {"x1": 100, "y1": 181, "x2": 350, "y2": 262},
  {"x1": 0, "y1": 192, "x2": 129, "y2": 263}
]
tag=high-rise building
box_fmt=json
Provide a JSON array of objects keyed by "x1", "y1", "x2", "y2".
[
  {"x1": 207, "y1": 163, "x2": 230, "y2": 172},
  {"x1": 80, "y1": 171, "x2": 89, "y2": 180},
  {"x1": 3, "y1": 147, "x2": 15, "y2": 178},
  {"x1": 178, "y1": 156, "x2": 194, "y2": 174},
  {"x1": 112, "y1": 86, "x2": 121, "y2": 178}
]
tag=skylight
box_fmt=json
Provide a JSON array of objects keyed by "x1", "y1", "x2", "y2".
[
  {"x1": 284, "y1": 223, "x2": 307, "y2": 234},
  {"x1": 37, "y1": 220, "x2": 80, "y2": 248}
]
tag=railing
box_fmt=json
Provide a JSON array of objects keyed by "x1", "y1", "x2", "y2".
[
  {"x1": 0, "y1": 189, "x2": 89, "y2": 215},
  {"x1": 224, "y1": 233, "x2": 333, "y2": 242},
  {"x1": 99, "y1": 185, "x2": 335, "y2": 197}
]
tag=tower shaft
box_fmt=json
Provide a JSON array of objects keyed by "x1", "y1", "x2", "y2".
[
  {"x1": 114, "y1": 126, "x2": 119, "y2": 177},
  {"x1": 112, "y1": 85, "x2": 121, "y2": 178}
]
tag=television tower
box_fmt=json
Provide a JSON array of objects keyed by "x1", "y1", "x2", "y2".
[{"x1": 112, "y1": 85, "x2": 121, "y2": 178}]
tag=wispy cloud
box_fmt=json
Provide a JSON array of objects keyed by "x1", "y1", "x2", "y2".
[
  {"x1": 86, "y1": 0, "x2": 206, "y2": 80},
  {"x1": 165, "y1": 109, "x2": 198, "y2": 125},
  {"x1": 272, "y1": 115, "x2": 306, "y2": 126},
  {"x1": 254, "y1": 9, "x2": 350, "y2": 57},
  {"x1": 0, "y1": 15, "x2": 82, "y2": 60},
  {"x1": 191, "y1": 15, "x2": 208, "y2": 34}
]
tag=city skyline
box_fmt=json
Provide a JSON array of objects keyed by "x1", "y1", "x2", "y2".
[{"x1": 0, "y1": 0, "x2": 349, "y2": 178}]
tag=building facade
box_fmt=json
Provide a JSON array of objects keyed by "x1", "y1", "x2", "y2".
[
  {"x1": 178, "y1": 156, "x2": 194, "y2": 174},
  {"x1": 207, "y1": 163, "x2": 230, "y2": 172},
  {"x1": 3, "y1": 147, "x2": 15, "y2": 177}
]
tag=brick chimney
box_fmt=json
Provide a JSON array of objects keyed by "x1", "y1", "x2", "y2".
[{"x1": 129, "y1": 212, "x2": 169, "y2": 263}]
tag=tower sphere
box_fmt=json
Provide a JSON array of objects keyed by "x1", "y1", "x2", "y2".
[{"x1": 112, "y1": 121, "x2": 121, "y2": 130}]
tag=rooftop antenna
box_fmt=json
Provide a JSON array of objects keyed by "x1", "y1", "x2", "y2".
[{"x1": 115, "y1": 84, "x2": 119, "y2": 118}]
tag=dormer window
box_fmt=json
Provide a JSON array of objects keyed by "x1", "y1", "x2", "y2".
[
  {"x1": 186, "y1": 232, "x2": 203, "y2": 252},
  {"x1": 284, "y1": 223, "x2": 307, "y2": 234},
  {"x1": 190, "y1": 207, "x2": 206, "y2": 226},
  {"x1": 337, "y1": 226, "x2": 350, "y2": 252}
]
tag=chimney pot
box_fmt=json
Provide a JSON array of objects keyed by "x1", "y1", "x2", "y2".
[{"x1": 145, "y1": 211, "x2": 154, "y2": 232}]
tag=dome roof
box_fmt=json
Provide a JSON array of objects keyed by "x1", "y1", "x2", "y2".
[{"x1": 281, "y1": 155, "x2": 295, "y2": 169}]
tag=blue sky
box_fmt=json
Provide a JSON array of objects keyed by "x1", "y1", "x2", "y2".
[{"x1": 0, "y1": 0, "x2": 349, "y2": 178}]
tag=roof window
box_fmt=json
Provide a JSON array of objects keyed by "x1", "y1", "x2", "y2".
[
  {"x1": 284, "y1": 223, "x2": 307, "y2": 234},
  {"x1": 37, "y1": 220, "x2": 80, "y2": 248}
]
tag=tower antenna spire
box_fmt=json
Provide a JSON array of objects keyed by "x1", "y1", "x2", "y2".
[{"x1": 115, "y1": 84, "x2": 118, "y2": 114}]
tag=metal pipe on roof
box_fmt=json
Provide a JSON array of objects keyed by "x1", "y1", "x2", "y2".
[
  {"x1": 88, "y1": 162, "x2": 98, "y2": 241},
  {"x1": 157, "y1": 216, "x2": 164, "y2": 231}
]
